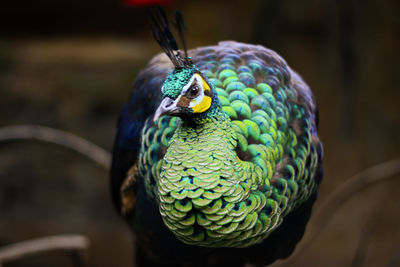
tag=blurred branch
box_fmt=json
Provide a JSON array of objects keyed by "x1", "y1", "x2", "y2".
[
  {"x1": 0, "y1": 235, "x2": 90, "y2": 265},
  {"x1": 351, "y1": 218, "x2": 375, "y2": 267},
  {"x1": 387, "y1": 248, "x2": 400, "y2": 267},
  {"x1": 276, "y1": 157, "x2": 400, "y2": 267},
  {"x1": 310, "y1": 158, "x2": 400, "y2": 237},
  {"x1": 0, "y1": 125, "x2": 111, "y2": 170}
]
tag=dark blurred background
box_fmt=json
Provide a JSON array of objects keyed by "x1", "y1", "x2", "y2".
[{"x1": 0, "y1": 0, "x2": 399, "y2": 266}]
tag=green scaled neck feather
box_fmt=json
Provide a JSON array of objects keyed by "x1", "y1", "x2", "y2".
[
  {"x1": 159, "y1": 111, "x2": 273, "y2": 248},
  {"x1": 155, "y1": 69, "x2": 277, "y2": 247}
]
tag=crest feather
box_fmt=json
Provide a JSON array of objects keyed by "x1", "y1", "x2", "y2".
[{"x1": 148, "y1": 7, "x2": 192, "y2": 68}]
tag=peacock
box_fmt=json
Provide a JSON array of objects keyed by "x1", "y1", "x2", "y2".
[{"x1": 111, "y1": 8, "x2": 323, "y2": 267}]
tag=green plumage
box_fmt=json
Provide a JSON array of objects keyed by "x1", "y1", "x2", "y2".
[
  {"x1": 136, "y1": 41, "x2": 321, "y2": 249},
  {"x1": 162, "y1": 66, "x2": 198, "y2": 99}
]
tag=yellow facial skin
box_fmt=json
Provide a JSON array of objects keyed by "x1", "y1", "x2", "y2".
[
  {"x1": 191, "y1": 75, "x2": 212, "y2": 113},
  {"x1": 192, "y1": 95, "x2": 212, "y2": 113}
]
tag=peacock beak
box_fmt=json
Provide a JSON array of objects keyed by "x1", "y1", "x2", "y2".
[{"x1": 153, "y1": 97, "x2": 180, "y2": 122}]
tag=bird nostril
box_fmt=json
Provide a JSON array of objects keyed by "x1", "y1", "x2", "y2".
[{"x1": 164, "y1": 99, "x2": 174, "y2": 108}]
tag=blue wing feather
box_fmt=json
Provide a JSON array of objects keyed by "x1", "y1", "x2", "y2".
[{"x1": 110, "y1": 55, "x2": 172, "y2": 212}]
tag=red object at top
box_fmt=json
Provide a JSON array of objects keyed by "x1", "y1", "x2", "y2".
[{"x1": 123, "y1": 0, "x2": 173, "y2": 6}]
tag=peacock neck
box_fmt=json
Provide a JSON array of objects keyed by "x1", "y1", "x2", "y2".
[
  {"x1": 157, "y1": 109, "x2": 268, "y2": 247},
  {"x1": 172, "y1": 111, "x2": 233, "y2": 154}
]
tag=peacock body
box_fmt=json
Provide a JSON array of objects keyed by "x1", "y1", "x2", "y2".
[{"x1": 111, "y1": 11, "x2": 323, "y2": 267}]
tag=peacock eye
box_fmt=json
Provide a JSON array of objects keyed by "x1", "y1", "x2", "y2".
[{"x1": 187, "y1": 84, "x2": 200, "y2": 98}]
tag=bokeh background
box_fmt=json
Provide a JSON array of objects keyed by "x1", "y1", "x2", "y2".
[{"x1": 1, "y1": 0, "x2": 399, "y2": 266}]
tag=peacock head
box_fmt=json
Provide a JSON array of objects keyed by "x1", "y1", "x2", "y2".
[
  {"x1": 149, "y1": 8, "x2": 220, "y2": 124},
  {"x1": 153, "y1": 65, "x2": 216, "y2": 122}
]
